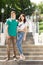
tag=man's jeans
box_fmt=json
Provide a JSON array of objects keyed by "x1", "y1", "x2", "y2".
[
  {"x1": 17, "y1": 32, "x2": 24, "y2": 54},
  {"x1": 6, "y1": 36, "x2": 16, "y2": 59}
]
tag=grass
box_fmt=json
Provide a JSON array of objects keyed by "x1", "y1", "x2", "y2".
[{"x1": 39, "y1": 21, "x2": 43, "y2": 33}]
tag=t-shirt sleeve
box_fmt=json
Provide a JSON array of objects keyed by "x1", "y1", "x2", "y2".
[
  {"x1": 5, "y1": 19, "x2": 9, "y2": 26},
  {"x1": 17, "y1": 21, "x2": 19, "y2": 26}
]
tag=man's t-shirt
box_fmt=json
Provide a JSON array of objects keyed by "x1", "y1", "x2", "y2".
[{"x1": 6, "y1": 18, "x2": 18, "y2": 36}]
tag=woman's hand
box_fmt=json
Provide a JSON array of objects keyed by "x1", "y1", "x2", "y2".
[{"x1": 23, "y1": 26, "x2": 28, "y2": 41}]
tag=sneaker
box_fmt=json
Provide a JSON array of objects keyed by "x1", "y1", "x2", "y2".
[
  {"x1": 20, "y1": 54, "x2": 25, "y2": 60},
  {"x1": 5, "y1": 58, "x2": 10, "y2": 61},
  {"x1": 13, "y1": 56, "x2": 17, "y2": 61},
  {"x1": 13, "y1": 57, "x2": 17, "y2": 61}
]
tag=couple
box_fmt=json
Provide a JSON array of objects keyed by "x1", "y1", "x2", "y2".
[{"x1": 5, "y1": 11, "x2": 27, "y2": 61}]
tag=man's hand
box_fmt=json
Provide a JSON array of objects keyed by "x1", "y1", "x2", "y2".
[{"x1": 6, "y1": 35, "x2": 11, "y2": 39}]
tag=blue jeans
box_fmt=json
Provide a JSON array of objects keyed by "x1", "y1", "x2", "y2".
[{"x1": 17, "y1": 32, "x2": 24, "y2": 54}]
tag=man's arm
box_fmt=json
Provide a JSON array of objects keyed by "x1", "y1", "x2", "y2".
[{"x1": 4, "y1": 25, "x2": 8, "y2": 36}]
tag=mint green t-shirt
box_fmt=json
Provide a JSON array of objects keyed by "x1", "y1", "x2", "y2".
[{"x1": 6, "y1": 18, "x2": 18, "y2": 36}]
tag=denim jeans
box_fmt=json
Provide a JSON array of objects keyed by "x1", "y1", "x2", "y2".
[{"x1": 17, "y1": 32, "x2": 24, "y2": 54}]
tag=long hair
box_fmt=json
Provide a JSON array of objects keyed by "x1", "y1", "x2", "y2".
[{"x1": 18, "y1": 14, "x2": 26, "y2": 23}]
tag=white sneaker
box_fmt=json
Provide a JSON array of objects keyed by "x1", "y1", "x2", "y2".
[
  {"x1": 13, "y1": 57, "x2": 17, "y2": 61},
  {"x1": 5, "y1": 58, "x2": 10, "y2": 61},
  {"x1": 20, "y1": 54, "x2": 25, "y2": 60}
]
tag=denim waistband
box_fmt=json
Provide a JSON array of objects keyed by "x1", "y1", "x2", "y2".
[{"x1": 18, "y1": 32, "x2": 24, "y2": 34}]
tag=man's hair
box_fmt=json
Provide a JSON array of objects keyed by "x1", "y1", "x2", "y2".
[{"x1": 11, "y1": 11, "x2": 16, "y2": 14}]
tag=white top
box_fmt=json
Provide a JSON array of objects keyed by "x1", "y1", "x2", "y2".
[{"x1": 17, "y1": 21, "x2": 28, "y2": 30}]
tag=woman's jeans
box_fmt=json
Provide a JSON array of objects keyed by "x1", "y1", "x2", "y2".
[{"x1": 17, "y1": 32, "x2": 24, "y2": 54}]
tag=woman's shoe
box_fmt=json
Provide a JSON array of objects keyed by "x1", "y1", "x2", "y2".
[{"x1": 20, "y1": 54, "x2": 25, "y2": 60}]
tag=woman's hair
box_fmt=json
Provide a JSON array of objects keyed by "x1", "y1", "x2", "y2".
[
  {"x1": 18, "y1": 17, "x2": 22, "y2": 22},
  {"x1": 18, "y1": 14, "x2": 26, "y2": 23}
]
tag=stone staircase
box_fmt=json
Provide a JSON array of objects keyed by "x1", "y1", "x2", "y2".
[
  {"x1": 1, "y1": 44, "x2": 43, "y2": 60},
  {"x1": 0, "y1": 33, "x2": 43, "y2": 65}
]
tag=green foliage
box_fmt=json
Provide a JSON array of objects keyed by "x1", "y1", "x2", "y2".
[
  {"x1": 38, "y1": 2, "x2": 43, "y2": 14},
  {"x1": 0, "y1": 0, "x2": 36, "y2": 22}
]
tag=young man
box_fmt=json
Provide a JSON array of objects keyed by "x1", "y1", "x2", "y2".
[{"x1": 5, "y1": 11, "x2": 18, "y2": 60}]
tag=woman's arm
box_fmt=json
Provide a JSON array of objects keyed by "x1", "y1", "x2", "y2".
[{"x1": 23, "y1": 26, "x2": 28, "y2": 41}]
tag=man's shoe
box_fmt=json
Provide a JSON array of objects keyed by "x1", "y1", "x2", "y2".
[{"x1": 5, "y1": 58, "x2": 10, "y2": 61}]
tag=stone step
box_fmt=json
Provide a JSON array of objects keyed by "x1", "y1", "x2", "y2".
[
  {"x1": 1, "y1": 47, "x2": 43, "y2": 51},
  {"x1": 1, "y1": 48, "x2": 43, "y2": 54},
  {"x1": 0, "y1": 60, "x2": 43, "y2": 65},
  {"x1": 1, "y1": 55, "x2": 43, "y2": 60},
  {"x1": 0, "y1": 44, "x2": 43, "y2": 49},
  {"x1": 1, "y1": 45, "x2": 43, "y2": 52},
  {"x1": 1, "y1": 48, "x2": 43, "y2": 52},
  {"x1": 18, "y1": 61, "x2": 43, "y2": 65},
  {"x1": 0, "y1": 60, "x2": 19, "y2": 65},
  {"x1": 1, "y1": 51, "x2": 43, "y2": 56},
  {"x1": 1, "y1": 48, "x2": 43, "y2": 51}
]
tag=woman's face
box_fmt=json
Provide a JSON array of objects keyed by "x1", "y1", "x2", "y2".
[{"x1": 20, "y1": 15, "x2": 24, "y2": 21}]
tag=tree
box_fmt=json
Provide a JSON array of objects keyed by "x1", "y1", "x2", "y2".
[
  {"x1": 0, "y1": 0, "x2": 36, "y2": 22},
  {"x1": 13, "y1": 0, "x2": 31, "y2": 17},
  {"x1": 23, "y1": 2, "x2": 37, "y2": 16},
  {"x1": 0, "y1": 0, "x2": 31, "y2": 21},
  {"x1": 38, "y1": 2, "x2": 43, "y2": 14}
]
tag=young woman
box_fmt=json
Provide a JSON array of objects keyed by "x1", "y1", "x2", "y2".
[{"x1": 17, "y1": 14, "x2": 28, "y2": 60}]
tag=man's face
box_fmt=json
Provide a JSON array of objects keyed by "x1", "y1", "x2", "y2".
[{"x1": 11, "y1": 12, "x2": 16, "y2": 19}]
